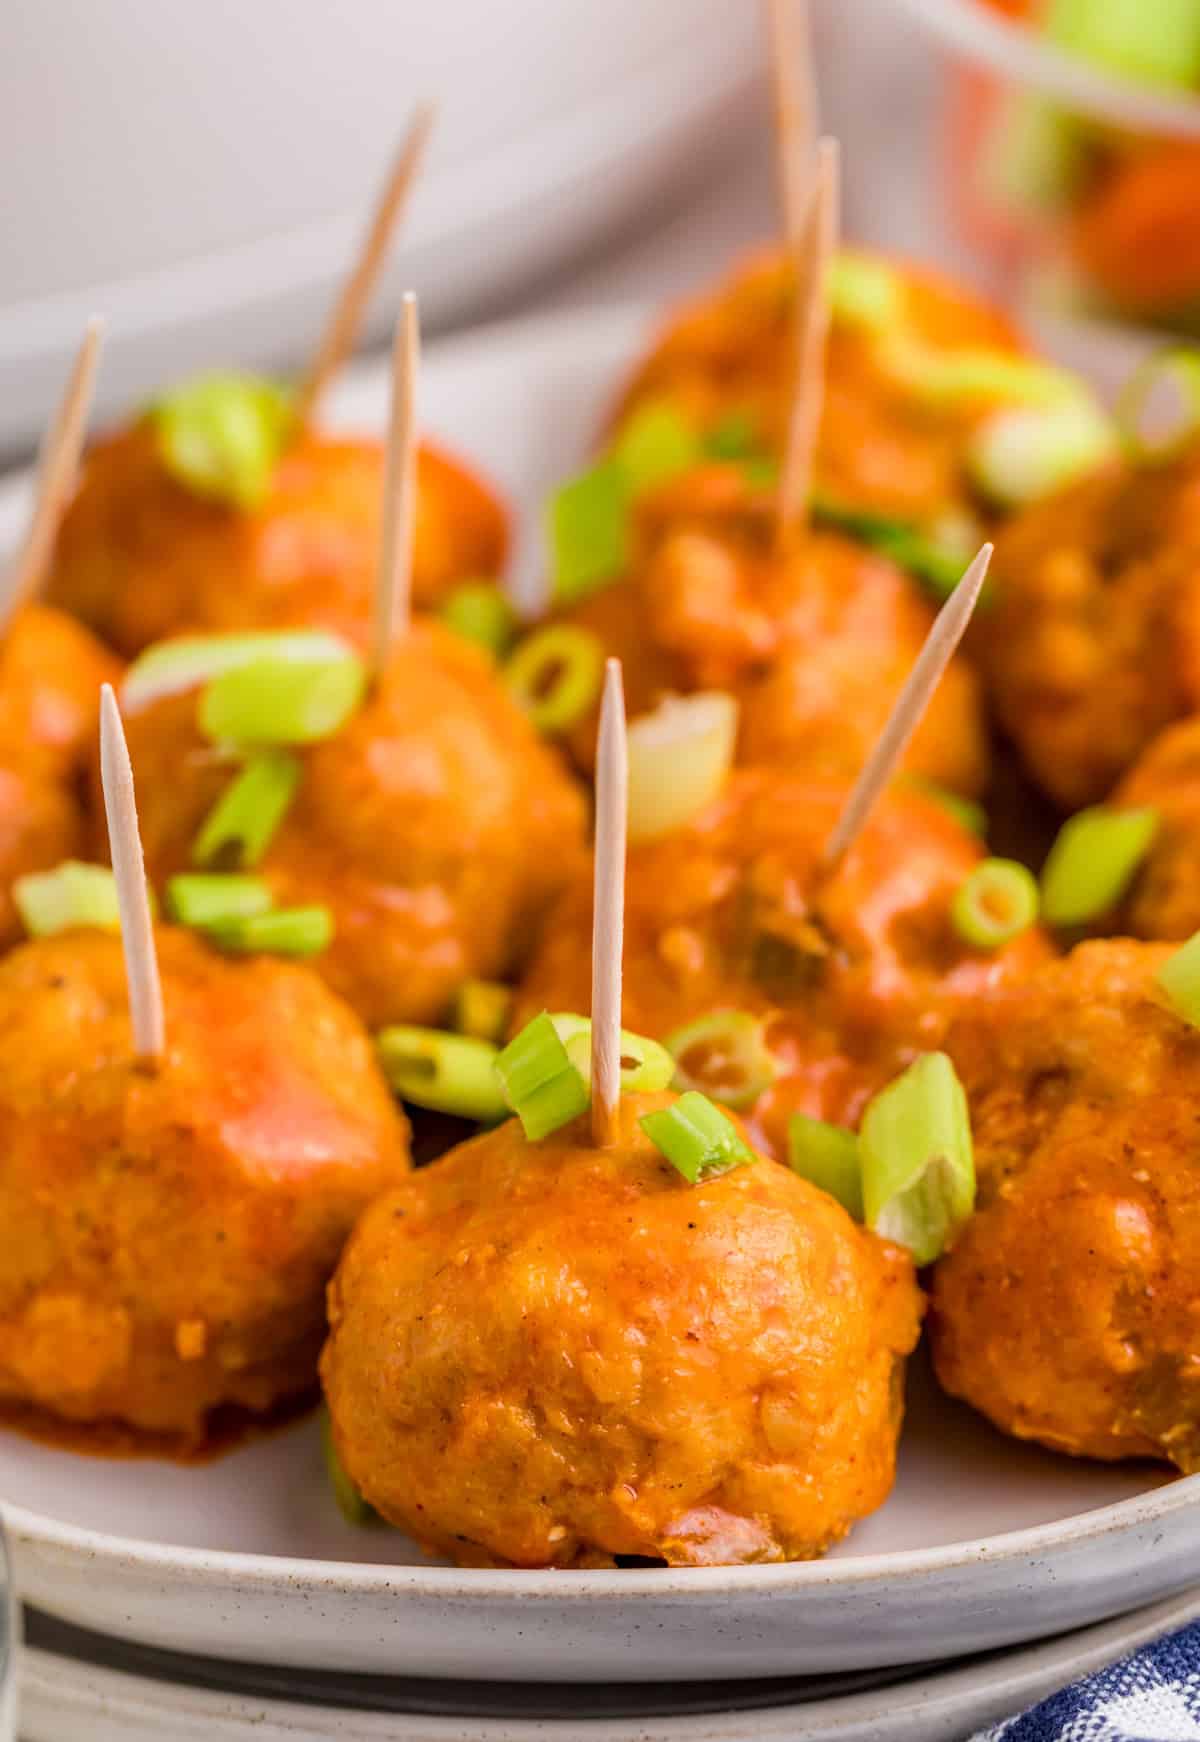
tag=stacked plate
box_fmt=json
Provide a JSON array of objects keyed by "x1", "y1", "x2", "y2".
[{"x1": 3, "y1": 309, "x2": 1199, "y2": 1740}]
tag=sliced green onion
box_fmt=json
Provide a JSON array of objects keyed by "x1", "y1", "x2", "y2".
[
  {"x1": 612, "y1": 399, "x2": 702, "y2": 495},
  {"x1": 151, "y1": 372, "x2": 294, "y2": 510},
  {"x1": 166, "y1": 874, "x2": 273, "y2": 929},
  {"x1": 1156, "y1": 930, "x2": 1200, "y2": 1027},
  {"x1": 494, "y1": 1011, "x2": 590, "y2": 1140},
  {"x1": 547, "y1": 1013, "x2": 675, "y2": 1094},
  {"x1": 199, "y1": 652, "x2": 365, "y2": 747},
  {"x1": 877, "y1": 336, "x2": 1085, "y2": 409},
  {"x1": 627, "y1": 691, "x2": 738, "y2": 843},
  {"x1": 639, "y1": 1090, "x2": 754, "y2": 1185},
  {"x1": 1040, "y1": 804, "x2": 1159, "y2": 928},
  {"x1": 1042, "y1": 0, "x2": 1200, "y2": 90},
  {"x1": 123, "y1": 630, "x2": 355, "y2": 712},
  {"x1": 811, "y1": 493, "x2": 980, "y2": 603},
  {"x1": 664, "y1": 1010, "x2": 778, "y2": 1110},
  {"x1": 439, "y1": 582, "x2": 518, "y2": 659},
  {"x1": 830, "y1": 252, "x2": 903, "y2": 331},
  {"x1": 453, "y1": 979, "x2": 514, "y2": 1045},
  {"x1": 951, "y1": 858, "x2": 1040, "y2": 951},
  {"x1": 205, "y1": 905, "x2": 331, "y2": 958},
  {"x1": 14, "y1": 861, "x2": 123, "y2": 937},
  {"x1": 547, "y1": 458, "x2": 629, "y2": 605},
  {"x1": 900, "y1": 774, "x2": 987, "y2": 837},
  {"x1": 787, "y1": 1115, "x2": 864, "y2": 1221},
  {"x1": 321, "y1": 1409, "x2": 377, "y2": 1527},
  {"x1": 1115, "y1": 348, "x2": 1200, "y2": 463},
  {"x1": 859, "y1": 1053, "x2": 974, "y2": 1266},
  {"x1": 503, "y1": 625, "x2": 604, "y2": 734},
  {"x1": 377, "y1": 1026, "x2": 508, "y2": 1123},
  {"x1": 968, "y1": 399, "x2": 1118, "y2": 508},
  {"x1": 704, "y1": 410, "x2": 761, "y2": 460},
  {"x1": 193, "y1": 752, "x2": 301, "y2": 869}
]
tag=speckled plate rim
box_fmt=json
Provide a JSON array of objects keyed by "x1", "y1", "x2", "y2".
[{"x1": 7, "y1": 1470, "x2": 1199, "y2": 1602}]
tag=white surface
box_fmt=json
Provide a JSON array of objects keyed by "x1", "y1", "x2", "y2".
[
  {"x1": 17, "y1": 1589, "x2": 1200, "y2": 1742},
  {"x1": 2, "y1": 306, "x2": 1197, "y2": 1685},
  {"x1": 0, "y1": 0, "x2": 761, "y2": 450}
]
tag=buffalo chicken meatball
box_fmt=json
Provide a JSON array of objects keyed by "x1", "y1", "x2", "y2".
[
  {"x1": 48, "y1": 423, "x2": 507, "y2": 658},
  {"x1": 614, "y1": 246, "x2": 1026, "y2": 530},
  {"x1": 119, "y1": 622, "x2": 587, "y2": 1029},
  {"x1": 560, "y1": 466, "x2": 987, "y2": 796},
  {"x1": 0, "y1": 926, "x2": 409, "y2": 1445},
  {"x1": 0, "y1": 605, "x2": 120, "y2": 949},
  {"x1": 1110, "y1": 715, "x2": 1200, "y2": 942},
  {"x1": 322, "y1": 1093, "x2": 922, "y2": 1567},
  {"x1": 983, "y1": 445, "x2": 1200, "y2": 809},
  {"x1": 519, "y1": 773, "x2": 1051, "y2": 1152},
  {"x1": 933, "y1": 940, "x2": 1200, "y2": 1470}
]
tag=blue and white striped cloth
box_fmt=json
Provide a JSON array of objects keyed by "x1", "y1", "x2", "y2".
[{"x1": 978, "y1": 1624, "x2": 1200, "y2": 1741}]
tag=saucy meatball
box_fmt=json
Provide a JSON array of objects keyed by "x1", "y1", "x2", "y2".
[
  {"x1": 48, "y1": 424, "x2": 508, "y2": 658},
  {"x1": 983, "y1": 446, "x2": 1200, "y2": 809},
  {"x1": 614, "y1": 245, "x2": 1025, "y2": 528},
  {"x1": 0, "y1": 926, "x2": 409, "y2": 1445},
  {"x1": 519, "y1": 773, "x2": 1050, "y2": 1152},
  {"x1": 932, "y1": 940, "x2": 1200, "y2": 1470},
  {"x1": 119, "y1": 622, "x2": 587, "y2": 1029},
  {"x1": 0, "y1": 605, "x2": 120, "y2": 949},
  {"x1": 560, "y1": 467, "x2": 987, "y2": 796},
  {"x1": 1109, "y1": 715, "x2": 1200, "y2": 942},
  {"x1": 322, "y1": 1093, "x2": 922, "y2": 1567}
]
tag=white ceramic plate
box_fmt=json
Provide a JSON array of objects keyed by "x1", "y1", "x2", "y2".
[
  {"x1": 2, "y1": 307, "x2": 1199, "y2": 1685},
  {"x1": 17, "y1": 1588, "x2": 1200, "y2": 1742}
]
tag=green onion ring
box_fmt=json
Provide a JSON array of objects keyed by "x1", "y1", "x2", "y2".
[
  {"x1": 639, "y1": 1090, "x2": 754, "y2": 1185},
  {"x1": 1115, "y1": 347, "x2": 1200, "y2": 463},
  {"x1": 503, "y1": 626, "x2": 605, "y2": 734},
  {"x1": 951, "y1": 858, "x2": 1039, "y2": 951},
  {"x1": 664, "y1": 1010, "x2": 778, "y2": 1110},
  {"x1": 377, "y1": 1026, "x2": 508, "y2": 1123}
]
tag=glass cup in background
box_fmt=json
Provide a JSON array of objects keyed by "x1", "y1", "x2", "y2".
[{"x1": 888, "y1": 0, "x2": 1200, "y2": 390}]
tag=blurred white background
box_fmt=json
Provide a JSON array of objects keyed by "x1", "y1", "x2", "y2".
[{"x1": 0, "y1": 0, "x2": 945, "y2": 456}]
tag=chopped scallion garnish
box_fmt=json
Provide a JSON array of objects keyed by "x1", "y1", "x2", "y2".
[
  {"x1": 664, "y1": 1010, "x2": 777, "y2": 1110},
  {"x1": 639, "y1": 1090, "x2": 754, "y2": 1185},
  {"x1": 547, "y1": 458, "x2": 629, "y2": 605},
  {"x1": 811, "y1": 493, "x2": 980, "y2": 604},
  {"x1": 877, "y1": 337, "x2": 1085, "y2": 409},
  {"x1": 627, "y1": 691, "x2": 738, "y2": 842},
  {"x1": 548, "y1": 1013, "x2": 675, "y2": 1094},
  {"x1": 14, "y1": 860, "x2": 124, "y2": 938},
  {"x1": 1156, "y1": 930, "x2": 1200, "y2": 1028},
  {"x1": 830, "y1": 252, "x2": 902, "y2": 330},
  {"x1": 787, "y1": 1115, "x2": 864, "y2": 1220},
  {"x1": 205, "y1": 905, "x2": 332, "y2": 958},
  {"x1": 951, "y1": 858, "x2": 1040, "y2": 951},
  {"x1": 377, "y1": 1026, "x2": 508, "y2": 1123},
  {"x1": 454, "y1": 979, "x2": 514, "y2": 1045},
  {"x1": 503, "y1": 626, "x2": 604, "y2": 734},
  {"x1": 192, "y1": 752, "x2": 301, "y2": 869},
  {"x1": 321, "y1": 1409, "x2": 377, "y2": 1526},
  {"x1": 967, "y1": 400, "x2": 1118, "y2": 508},
  {"x1": 151, "y1": 372, "x2": 295, "y2": 510},
  {"x1": 611, "y1": 399, "x2": 702, "y2": 495},
  {"x1": 1040, "y1": 805, "x2": 1159, "y2": 928},
  {"x1": 859, "y1": 1053, "x2": 974, "y2": 1266},
  {"x1": 1115, "y1": 347, "x2": 1200, "y2": 463},
  {"x1": 439, "y1": 582, "x2": 518, "y2": 659},
  {"x1": 166, "y1": 874, "x2": 273, "y2": 929},
  {"x1": 198, "y1": 652, "x2": 365, "y2": 746},
  {"x1": 901, "y1": 774, "x2": 987, "y2": 837},
  {"x1": 123, "y1": 630, "x2": 355, "y2": 712},
  {"x1": 494, "y1": 1012, "x2": 590, "y2": 1140}
]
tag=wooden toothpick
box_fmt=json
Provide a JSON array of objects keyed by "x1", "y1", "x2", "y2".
[
  {"x1": 295, "y1": 104, "x2": 434, "y2": 428},
  {"x1": 5, "y1": 316, "x2": 104, "y2": 625},
  {"x1": 766, "y1": 0, "x2": 817, "y2": 259},
  {"x1": 370, "y1": 295, "x2": 420, "y2": 681},
  {"x1": 776, "y1": 136, "x2": 839, "y2": 548},
  {"x1": 822, "y1": 544, "x2": 993, "y2": 872},
  {"x1": 590, "y1": 659, "x2": 628, "y2": 1148},
  {"x1": 99, "y1": 684, "x2": 165, "y2": 1069}
]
